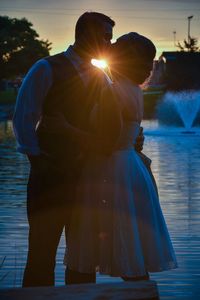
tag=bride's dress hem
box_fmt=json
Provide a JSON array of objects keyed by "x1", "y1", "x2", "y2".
[{"x1": 66, "y1": 261, "x2": 178, "y2": 277}]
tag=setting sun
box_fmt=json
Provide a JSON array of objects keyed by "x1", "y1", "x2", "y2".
[{"x1": 91, "y1": 59, "x2": 108, "y2": 69}]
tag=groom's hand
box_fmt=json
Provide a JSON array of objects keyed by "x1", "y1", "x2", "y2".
[
  {"x1": 38, "y1": 112, "x2": 68, "y2": 134},
  {"x1": 135, "y1": 126, "x2": 144, "y2": 152}
]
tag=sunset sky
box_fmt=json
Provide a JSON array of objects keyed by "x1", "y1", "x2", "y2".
[{"x1": 1, "y1": 0, "x2": 200, "y2": 58}]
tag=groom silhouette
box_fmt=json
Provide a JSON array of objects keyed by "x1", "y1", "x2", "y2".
[{"x1": 13, "y1": 12, "x2": 119, "y2": 287}]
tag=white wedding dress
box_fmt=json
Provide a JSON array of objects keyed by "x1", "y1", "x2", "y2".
[{"x1": 66, "y1": 80, "x2": 178, "y2": 277}]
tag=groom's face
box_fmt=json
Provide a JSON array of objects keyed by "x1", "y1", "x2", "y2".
[
  {"x1": 101, "y1": 22, "x2": 113, "y2": 47},
  {"x1": 92, "y1": 22, "x2": 113, "y2": 58}
]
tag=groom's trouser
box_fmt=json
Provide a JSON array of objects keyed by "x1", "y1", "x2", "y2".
[{"x1": 23, "y1": 157, "x2": 96, "y2": 287}]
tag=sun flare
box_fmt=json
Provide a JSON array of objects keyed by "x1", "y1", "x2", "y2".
[{"x1": 91, "y1": 59, "x2": 108, "y2": 69}]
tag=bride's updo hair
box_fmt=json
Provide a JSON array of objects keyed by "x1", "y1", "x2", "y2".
[{"x1": 111, "y1": 32, "x2": 156, "y2": 84}]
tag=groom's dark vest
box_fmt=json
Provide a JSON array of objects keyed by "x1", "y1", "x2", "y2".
[{"x1": 37, "y1": 52, "x2": 100, "y2": 173}]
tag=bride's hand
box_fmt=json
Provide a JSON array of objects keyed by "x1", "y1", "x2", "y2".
[{"x1": 135, "y1": 126, "x2": 144, "y2": 152}]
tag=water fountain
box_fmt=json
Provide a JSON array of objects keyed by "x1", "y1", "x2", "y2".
[{"x1": 144, "y1": 90, "x2": 200, "y2": 136}]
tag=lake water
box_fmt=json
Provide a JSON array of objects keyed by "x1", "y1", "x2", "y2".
[{"x1": 0, "y1": 116, "x2": 200, "y2": 299}]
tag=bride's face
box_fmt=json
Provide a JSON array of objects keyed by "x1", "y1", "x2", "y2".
[
  {"x1": 132, "y1": 60, "x2": 154, "y2": 84},
  {"x1": 116, "y1": 59, "x2": 154, "y2": 85},
  {"x1": 110, "y1": 43, "x2": 155, "y2": 84}
]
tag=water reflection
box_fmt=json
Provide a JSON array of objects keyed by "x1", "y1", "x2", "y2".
[{"x1": 0, "y1": 119, "x2": 200, "y2": 298}]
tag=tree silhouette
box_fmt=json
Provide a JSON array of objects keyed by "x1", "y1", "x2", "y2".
[
  {"x1": 176, "y1": 37, "x2": 199, "y2": 52},
  {"x1": 0, "y1": 16, "x2": 52, "y2": 79}
]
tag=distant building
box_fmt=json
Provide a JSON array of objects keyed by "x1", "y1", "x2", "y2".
[
  {"x1": 155, "y1": 51, "x2": 200, "y2": 91},
  {"x1": 145, "y1": 60, "x2": 165, "y2": 89}
]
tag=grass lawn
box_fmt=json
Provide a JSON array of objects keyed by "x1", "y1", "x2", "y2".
[
  {"x1": 143, "y1": 90, "x2": 164, "y2": 118},
  {"x1": 0, "y1": 89, "x2": 16, "y2": 105}
]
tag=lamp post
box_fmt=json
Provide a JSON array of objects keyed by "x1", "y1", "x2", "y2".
[
  {"x1": 187, "y1": 15, "x2": 193, "y2": 44},
  {"x1": 173, "y1": 31, "x2": 176, "y2": 47}
]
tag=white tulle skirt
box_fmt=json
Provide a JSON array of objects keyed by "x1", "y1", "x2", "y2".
[{"x1": 66, "y1": 148, "x2": 178, "y2": 277}]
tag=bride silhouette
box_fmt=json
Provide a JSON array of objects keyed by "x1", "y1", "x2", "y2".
[{"x1": 66, "y1": 32, "x2": 178, "y2": 282}]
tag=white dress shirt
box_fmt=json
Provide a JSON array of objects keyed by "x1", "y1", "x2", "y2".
[{"x1": 13, "y1": 46, "x2": 90, "y2": 156}]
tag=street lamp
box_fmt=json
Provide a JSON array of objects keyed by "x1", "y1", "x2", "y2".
[
  {"x1": 173, "y1": 31, "x2": 176, "y2": 47},
  {"x1": 187, "y1": 15, "x2": 193, "y2": 44}
]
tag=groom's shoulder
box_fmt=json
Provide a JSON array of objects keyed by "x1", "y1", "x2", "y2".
[
  {"x1": 44, "y1": 52, "x2": 69, "y2": 66},
  {"x1": 43, "y1": 52, "x2": 76, "y2": 82}
]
